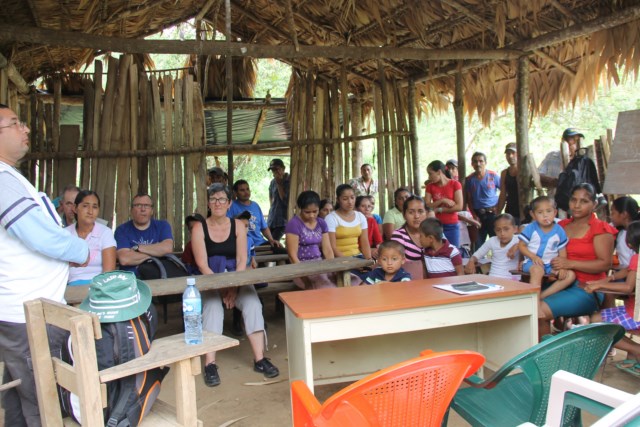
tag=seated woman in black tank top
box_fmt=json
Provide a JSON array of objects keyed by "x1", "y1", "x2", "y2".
[{"x1": 190, "y1": 184, "x2": 279, "y2": 386}]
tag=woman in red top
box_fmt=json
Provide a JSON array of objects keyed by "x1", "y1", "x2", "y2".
[
  {"x1": 425, "y1": 160, "x2": 463, "y2": 247},
  {"x1": 538, "y1": 183, "x2": 617, "y2": 335}
]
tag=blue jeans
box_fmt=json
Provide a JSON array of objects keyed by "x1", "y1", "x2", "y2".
[{"x1": 442, "y1": 223, "x2": 460, "y2": 248}]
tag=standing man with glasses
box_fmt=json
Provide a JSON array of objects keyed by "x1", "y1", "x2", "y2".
[
  {"x1": 0, "y1": 104, "x2": 89, "y2": 426},
  {"x1": 114, "y1": 193, "x2": 174, "y2": 274}
]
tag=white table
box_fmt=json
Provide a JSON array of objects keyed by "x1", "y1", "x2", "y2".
[{"x1": 280, "y1": 274, "x2": 539, "y2": 393}]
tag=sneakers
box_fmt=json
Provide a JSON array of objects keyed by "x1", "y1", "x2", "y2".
[
  {"x1": 254, "y1": 358, "x2": 279, "y2": 378},
  {"x1": 204, "y1": 363, "x2": 221, "y2": 387}
]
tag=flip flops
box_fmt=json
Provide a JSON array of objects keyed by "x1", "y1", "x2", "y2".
[{"x1": 615, "y1": 359, "x2": 640, "y2": 378}]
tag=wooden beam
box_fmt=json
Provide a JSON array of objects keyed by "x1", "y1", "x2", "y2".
[
  {"x1": 24, "y1": 130, "x2": 410, "y2": 160},
  {"x1": 196, "y1": 0, "x2": 219, "y2": 21},
  {"x1": 404, "y1": 3, "x2": 640, "y2": 85},
  {"x1": 285, "y1": 0, "x2": 300, "y2": 52},
  {"x1": 533, "y1": 49, "x2": 576, "y2": 77},
  {"x1": 549, "y1": 0, "x2": 576, "y2": 24},
  {"x1": 250, "y1": 109, "x2": 268, "y2": 145},
  {"x1": 0, "y1": 25, "x2": 522, "y2": 61},
  {"x1": 0, "y1": 53, "x2": 31, "y2": 94}
]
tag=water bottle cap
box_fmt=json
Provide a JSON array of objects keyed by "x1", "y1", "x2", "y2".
[{"x1": 187, "y1": 277, "x2": 195, "y2": 286}]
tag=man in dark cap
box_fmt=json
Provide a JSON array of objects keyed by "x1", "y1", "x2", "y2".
[
  {"x1": 497, "y1": 143, "x2": 521, "y2": 224},
  {"x1": 267, "y1": 159, "x2": 290, "y2": 241}
]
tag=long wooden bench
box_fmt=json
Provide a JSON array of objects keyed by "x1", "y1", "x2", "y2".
[{"x1": 66, "y1": 257, "x2": 373, "y2": 305}]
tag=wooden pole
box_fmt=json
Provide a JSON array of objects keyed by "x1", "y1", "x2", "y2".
[
  {"x1": 90, "y1": 60, "x2": 102, "y2": 190},
  {"x1": 407, "y1": 78, "x2": 421, "y2": 195},
  {"x1": 350, "y1": 99, "x2": 362, "y2": 185},
  {"x1": 454, "y1": 71, "x2": 466, "y2": 185},
  {"x1": 515, "y1": 56, "x2": 532, "y2": 219},
  {"x1": 80, "y1": 77, "x2": 94, "y2": 188},
  {"x1": 225, "y1": 0, "x2": 234, "y2": 187},
  {"x1": 340, "y1": 67, "x2": 350, "y2": 182},
  {"x1": 373, "y1": 84, "x2": 387, "y2": 216},
  {"x1": 378, "y1": 61, "x2": 394, "y2": 205}
]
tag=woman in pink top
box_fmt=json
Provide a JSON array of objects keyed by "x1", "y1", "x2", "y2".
[{"x1": 425, "y1": 160, "x2": 463, "y2": 247}]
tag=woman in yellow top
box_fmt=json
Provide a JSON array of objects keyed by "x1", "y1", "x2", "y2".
[{"x1": 326, "y1": 184, "x2": 372, "y2": 261}]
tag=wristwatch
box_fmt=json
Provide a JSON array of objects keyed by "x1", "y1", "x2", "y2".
[{"x1": 132, "y1": 244, "x2": 139, "y2": 252}]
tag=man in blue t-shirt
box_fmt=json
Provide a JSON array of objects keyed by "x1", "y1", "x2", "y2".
[
  {"x1": 464, "y1": 151, "x2": 501, "y2": 248},
  {"x1": 228, "y1": 179, "x2": 282, "y2": 249},
  {"x1": 114, "y1": 193, "x2": 174, "y2": 274}
]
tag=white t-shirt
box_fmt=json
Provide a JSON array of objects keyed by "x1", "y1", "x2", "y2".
[
  {"x1": 616, "y1": 229, "x2": 635, "y2": 269},
  {"x1": 325, "y1": 211, "x2": 368, "y2": 232},
  {"x1": 472, "y1": 235, "x2": 520, "y2": 279},
  {"x1": 66, "y1": 223, "x2": 116, "y2": 284}
]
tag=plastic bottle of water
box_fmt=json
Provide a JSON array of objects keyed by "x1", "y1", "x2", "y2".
[{"x1": 183, "y1": 277, "x2": 202, "y2": 345}]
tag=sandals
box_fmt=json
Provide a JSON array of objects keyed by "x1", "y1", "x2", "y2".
[{"x1": 615, "y1": 359, "x2": 640, "y2": 378}]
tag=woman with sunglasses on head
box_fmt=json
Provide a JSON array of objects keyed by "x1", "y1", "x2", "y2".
[
  {"x1": 191, "y1": 183, "x2": 278, "y2": 387},
  {"x1": 65, "y1": 190, "x2": 116, "y2": 286}
]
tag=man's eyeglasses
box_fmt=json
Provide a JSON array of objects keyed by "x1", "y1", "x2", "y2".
[
  {"x1": 209, "y1": 197, "x2": 229, "y2": 205},
  {"x1": 132, "y1": 203, "x2": 153, "y2": 209},
  {"x1": 0, "y1": 121, "x2": 27, "y2": 130}
]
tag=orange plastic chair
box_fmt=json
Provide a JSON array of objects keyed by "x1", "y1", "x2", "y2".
[{"x1": 291, "y1": 349, "x2": 485, "y2": 427}]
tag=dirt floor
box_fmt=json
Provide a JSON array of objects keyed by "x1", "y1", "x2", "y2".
[{"x1": 3, "y1": 292, "x2": 640, "y2": 426}]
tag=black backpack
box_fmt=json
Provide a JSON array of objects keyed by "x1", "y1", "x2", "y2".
[
  {"x1": 554, "y1": 154, "x2": 600, "y2": 211},
  {"x1": 137, "y1": 254, "x2": 189, "y2": 280},
  {"x1": 59, "y1": 305, "x2": 169, "y2": 427}
]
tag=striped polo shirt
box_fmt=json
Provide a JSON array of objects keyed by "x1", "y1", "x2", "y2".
[{"x1": 423, "y1": 240, "x2": 462, "y2": 278}]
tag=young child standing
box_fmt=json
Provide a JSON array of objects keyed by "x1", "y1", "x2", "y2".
[
  {"x1": 586, "y1": 220, "x2": 640, "y2": 375},
  {"x1": 365, "y1": 241, "x2": 412, "y2": 284},
  {"x1": 464, "y1": 214, "x2": 520, "y2": 278},
  {"x1": 518, "y1": 196, "x2": 575, "y2": 297},
  {"x1": 419, "y1": 218, "x2": 463, "y2": 278}
]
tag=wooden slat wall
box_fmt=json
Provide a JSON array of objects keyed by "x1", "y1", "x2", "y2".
[{"x1": 16, "y1": 56, "x2": 205, "y2": 250}]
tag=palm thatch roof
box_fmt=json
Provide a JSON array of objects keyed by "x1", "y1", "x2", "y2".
[{"x1": 1, "y1": 0, "x2": 639, "y2": 123}]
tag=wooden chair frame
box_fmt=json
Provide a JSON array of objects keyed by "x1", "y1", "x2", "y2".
[{"x1": 24, "y1": 298, "x2": 238, "y2": 427}]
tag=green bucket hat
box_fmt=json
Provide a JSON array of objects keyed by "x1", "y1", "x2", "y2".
[{"x1": 79, "y1": 271, "x2": 152, "y2": 323}]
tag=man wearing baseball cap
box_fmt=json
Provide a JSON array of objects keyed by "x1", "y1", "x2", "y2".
[
  {"x1": 267, "y1": 159, "x2": 290, "y2": 241},
  {"x1": 497, "y1": 143, "x2": 521, "y2": 223}
]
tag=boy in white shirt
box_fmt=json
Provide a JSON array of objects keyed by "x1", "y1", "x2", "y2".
[{"x1": 464, "y1": 214, "x2": 520, "y2": 278}]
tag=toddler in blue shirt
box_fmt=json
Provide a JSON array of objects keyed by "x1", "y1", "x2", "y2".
[{"x1": 365, "y1": 241, "x2": 412, "y2": 284}]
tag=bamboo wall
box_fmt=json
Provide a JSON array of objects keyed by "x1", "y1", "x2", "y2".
[
  {"x1": 287, "y1": 70, "x2": 417, "y2": 219},
  {"x1": 16, "y1": 54, "x2": 207, "y2": 250}
]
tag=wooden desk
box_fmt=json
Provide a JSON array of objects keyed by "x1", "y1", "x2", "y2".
[
  {"x1": 65, "y1": 256, "x2": 373, "y2": 304},
  {"x1": 280, "y1": 274, "x2": 539, "y2": 393}
]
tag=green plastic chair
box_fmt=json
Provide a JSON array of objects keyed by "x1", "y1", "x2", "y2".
[{"x1": 447, "y1": 323, "x2": 625, "y2": 427}]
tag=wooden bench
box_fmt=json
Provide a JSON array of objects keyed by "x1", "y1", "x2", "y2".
[
  {"x1": 65, "y1": 257, "x2": 374, "y2": 305},
  {"x1": 25, "y1": 298, "x2": 238, "y2": 427}
]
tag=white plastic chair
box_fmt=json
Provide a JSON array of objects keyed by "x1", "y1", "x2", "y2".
[{"x1": 519, "y1": 370, "x2": 640, "y2": 427}]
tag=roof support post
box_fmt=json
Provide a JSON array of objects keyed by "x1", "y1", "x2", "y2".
[
  {"x1": 454, "y1": 71, "x2": 466, "y2": 188},
  {"x1": 407, "y1": 78, "x2": 421, "y2": 195},
  {"x1": 350, "y1": 99, "x2": 363, "y2": 180},
  {"x1": 515, "y1": 56, "x2": 532, "y2": 219},
  {"x1": 225, "y1": 0, "x2": 234, "y2": 185}
]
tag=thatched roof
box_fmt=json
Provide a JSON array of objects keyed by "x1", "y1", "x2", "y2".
[{"x1": 1, "y1": 0, "x2": 639, "y2": 123}]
